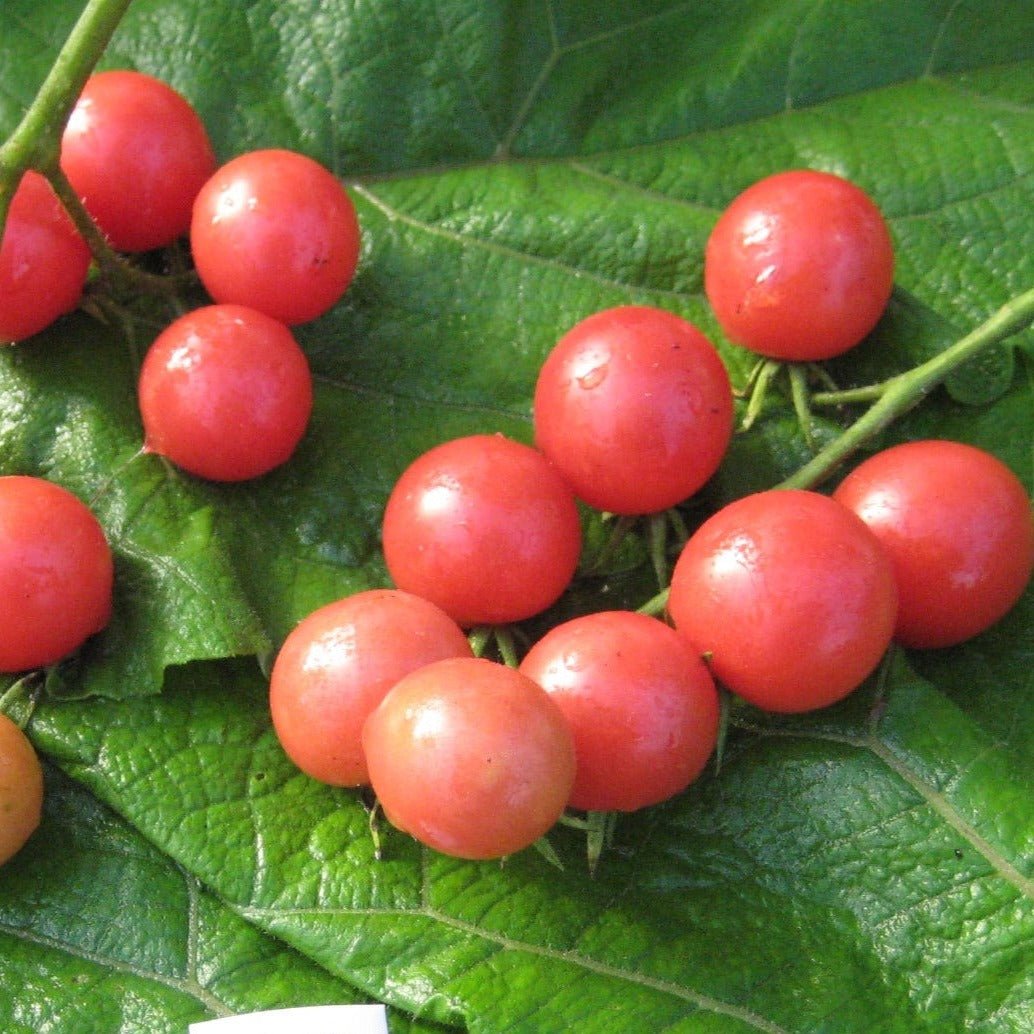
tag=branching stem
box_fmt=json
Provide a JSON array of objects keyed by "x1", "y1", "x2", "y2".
[
  {"x1": 778, "y1": 284, "x2": 1034, "y2": 490},
  {"x1": 0, "y1": 0, "x2": 135, "y2": 224},
  {"x1": 0, "y1": 1, "x2": 191, "y2": 302},
  {"x1": 740, "y1": 358, "x2": 781, "y2": 431},
  {"x1": 47, "y1": 166, "x2": 197, "y2": 296}
]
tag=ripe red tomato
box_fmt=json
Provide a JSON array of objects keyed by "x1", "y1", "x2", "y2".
[
  {"x1": 705, "y1": 169, "x2": 894, "y2": 361},
  {"x1": 61, "y1": 70, "x2": 215, "y2": 253},
  {"x1": 668, "y1": 489, "x2": 897, "y2": 713},
  {"x1": 0, "y1": 476, "x2": 113, "y2": 672},
  {"x1": 190, "y1": 149, "x2": 361, "y2": 325},
  {"x1": 533, "y1": 305, "x2": 734, "y2": 515},
  {"x1": 0, "y1": 714, "x2": 43, "y2": 866},
  {"x1": 138, "y1": 304, "x2": 313, "y2": 481},
  {"x1": 362, "y1": 656, "x2": 576, "y2": 860},
  {"x1": 269, "y1": 589, "x2": 473, "y2": 786},
  {"x1": 381, "y1": 434, "x2": 582, "y2": 626},
  {"x1": 833, "y1": 440, "x2": 1034, "y2": 648},
  {"x1": 519, "y1": 610, "x2": 719, "y2": 812},
  {"x1": 0, "y1": 171, "x2": 91, "y2": 342}
]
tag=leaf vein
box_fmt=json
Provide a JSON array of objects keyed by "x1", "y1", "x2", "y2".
[
  {"x1": 566, "y1": 160, "x2": 722, "y2": 215},
  {"x1": 351, "y1": 181, "x2": 692, "y2": 301},
  {"x1": 924, "y1": 0, "x2": 965, "y2": 77},
  {"x1": 0, "y1": 919, "x2": 232, "y2": 1018},
  {"x1": 237, "y1": 901, "x2": 791, "y2": 1034},
  {"x1": 739, "y1": 722, "x2": 1033, "y2": 899}
]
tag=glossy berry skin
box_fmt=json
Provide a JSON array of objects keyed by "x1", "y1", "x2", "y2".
[
  {"x1": 362, "y1": 657, "x2": 576, "y2": 860},
  {"x1": 669, "y1": 489, "x2": 897, "y2": 713},
  {"x1": 0, "y1": 476, "x2": 113, "y2": 672},
  {"x1": 138, "y1": 304, "x2": 313, "y2": 481},
  {"x1": 705, "y1": 169, "x2": 894, "y2": 361},
  {"x1": 0, "y1": 171, "x2": 91, "y2": 342},
  {"x1": 269, "y1": 589, "x2": 473, "y2": 786},
  {"x1": 0, "y1": 714, "x2": 44, "y2": 866},
  {"x1": 519, "y1": 610, "x2": 720, "y2": 812},
  {"x1": 833, "y1": 440, "x2": 1034, "y2": 649},
  {"x1": 533, "y1": 305, "x2": 734, "y2": 515},
  {"x1": 190, "y1": 149, "x2": 361, "y2": 325},
  {"x1": 61, "y1": 70, "x2": 215, "y2": 252},
  {"x1": 381, "y1": 434, "x2": 582, "y2": 627}
]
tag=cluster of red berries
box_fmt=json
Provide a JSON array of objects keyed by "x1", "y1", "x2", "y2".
[
  {"x1": 0, "y1": 67, "x2": 368, "y2": 676},
  {"x1": 269, "y1": 173, "x2": 1033, "y2": 861},
  {"x1": 0, "y1": 68, "x2": 1030, "y2": 869},
  {"x1": 1, "y1": 69, "x2": 362, "y2": 481},
  {"x1": 0, "y1": 69, "x2": 362, "y2": 866},
  {"x1": 0, "y1": 67, "x2": 369, "y2": 669}
]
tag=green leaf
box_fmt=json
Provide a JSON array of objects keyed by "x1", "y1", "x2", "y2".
[
  {"x1": 26, "y1": 652, "x2": 1034, "y2": 1033},
  {"x1": 0, "y1": 766, "x2": 434, "y2": 1032},
  {"x1": 1, "y1": 0, "x2": 1032, "y2": 1031},
  {"x1": 0, "y1": 320, "x2": 271, "y2": 699}
]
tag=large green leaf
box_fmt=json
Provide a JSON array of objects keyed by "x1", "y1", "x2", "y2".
[
  {"x1": 0, "y1": 1, "x2": 1031, "y2": 1030},
  {"x1": 26, "y1": 648, "x2": 1034, "y2": 1032},
  {"x1": 0, "y1": 766, "x2": 434, "y2": 1032}
]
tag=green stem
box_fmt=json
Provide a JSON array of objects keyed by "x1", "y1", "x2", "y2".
[
  {"x1": 737, "y1": 356, "x2": 767, "y2": 399},
  {"x1": 494, "y1": 626, "x2": 520, "y2": 669},
  {"x1": 637, "y1": 586, "x2": 670, "y2": 618},
  {"x1": 0, "y1": 0, "x2": 135, "y2": 253},
  {"x1": 810, "y1": 382, "x2": 886, "y2": 407},
  {"x1": 779, "y1": 284, "x2": 1034, "y2": 490},
  {"x1": 467, "y1": 626, "x2": 493, "y2": 658},
  {"x1": 0, "y1": 0, "x2": 135, "y2": 181},
  {"x1": 583, "y1": 514, "x2": 636, "y2": 574},
  {"x1": 646, "y1": 512, "x2": 669, "y2": 589},
  {"x1": 666, "y1": 507, "x2": 690, "y2": 548},
  {"x1": 788, "y1": 364, "x2": 815, "y2": 450},
  {"x1": 48, "y1": 165, "x2": 196, "y2": 296},
  {"x1": 740, "y1": 359, "x2": 781, "y2": 431}
]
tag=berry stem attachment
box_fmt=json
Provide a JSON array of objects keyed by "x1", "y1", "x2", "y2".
[
  {"x1": 637, "y1": 586, "x2": 670, "y2": 618},
  {"x1": 740, "y1": 358, "x2": 781, "y2": 432},
  {"x1": 467, "y1": 626, "x2": 493, "y2": 658},
  {"x1": 47, "y1": 167, "x2": 198, "y2": 297},
  {"x1": 788, "y1": 363, "x2": 816, "y2": 450},
  {"x1": 494, "y1": 627, "x2": 520, "y2": 669},
  {"x1": 586, "y1": 810, "x2": 619, "y2": 875},
  {"x1": 647, "y1": 512, "x2": 670, "y2": 588},
  {"x1": 778, "y1": 284, "x2": 1034, "y2": 490},
  {"x1": 583, "y1": 514, "x2": 636, "y2": 574},
  {"x1": 468, "y1": 625, "x2": 522, "y2": 667}
]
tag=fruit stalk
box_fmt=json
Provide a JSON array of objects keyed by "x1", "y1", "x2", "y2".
[
  {"x1": 0, "y1": 0, "x2": 134, "y2": 226},
  {"x1": 47, "y1": 163, "x2": 196, "y2": 296},
  {"x1": 779, "y1": 283, "x2": 1034, "y2": 490}
]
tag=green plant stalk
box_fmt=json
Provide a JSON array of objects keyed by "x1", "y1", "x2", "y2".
[
  {"x1": 740, "y1": 358, "x2": 781, "y2": 431},
  {"x1": 647, "y1": 512, "x2": 669, "y2": 588},
  {"x1": 582, "y1": 514, "x2": 635, "y2": 575},
  {"x1": 779, "y1": 284, "x2": 1034, "y2": 490},
  {"x1": 0, "y1": 0, "x2": 135, "y2": 226},
  {"x1": 637, "y1": 586, "x2": 670, "y2": 617},
  {"x1": 810, "y1": 381, "x2": 886, "y2": 407},
  {"x1": 48, "y1": 165, "x2": 197, "y2": 296},
  {"x1": 788, "y1": 363, "x2": 815, "y2": 450}
]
